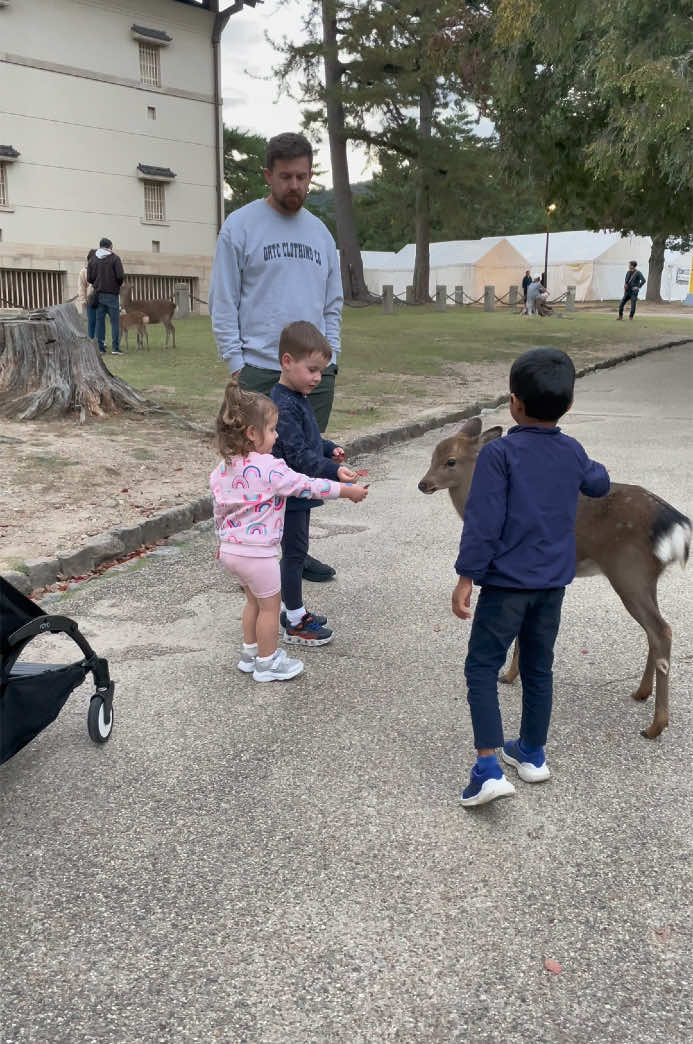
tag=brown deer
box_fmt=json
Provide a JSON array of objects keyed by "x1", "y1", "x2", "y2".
[
  {"x1": 119, "y1": 310, "x2": 149, "y2": 350},
  {"x1": 121, "y1": 285, "x2": 175, "y2": 348},
  {"x1": 418, "y1": 416, "x2": 691, "y2": 739}
]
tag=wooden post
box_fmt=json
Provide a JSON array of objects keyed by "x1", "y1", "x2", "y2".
[
  {"x1": 382, "y1": 285, "x2": 394, "y2": 314},
  {"x1": 484, "y1": 286, "x2": 495, "y2": 312},
  {"x1": 406, "y1": 285, "x2": 415, "y2": 305},
  {"x1": 174, "y1": 283, "x2": 190, "y2": 318},
  {"x1": 435, "y1": 285, "x2": 446, "y2": 311},
  {"x1": 454, "y1": 285, "x2": 464, "y2": 306},
  {"x1": 508, "y1": 285, "x2": 518, "y2": 308},
  {"x1": 566, "y1": 285, "x2": 576, "y2": 312}
]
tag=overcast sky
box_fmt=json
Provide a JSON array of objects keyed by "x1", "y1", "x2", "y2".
[{"x1": 220, "y1": 0, "x2": 372, "y2": 188}]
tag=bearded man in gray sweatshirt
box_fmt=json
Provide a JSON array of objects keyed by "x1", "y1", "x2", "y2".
[{"x1": 209, "y1": 132, "x2": 343, "y2": 582}]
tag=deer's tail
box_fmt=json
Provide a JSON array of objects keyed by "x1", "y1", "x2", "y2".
[{"x1": 651, "y1": 498, "x2": 691, "y2": 568}]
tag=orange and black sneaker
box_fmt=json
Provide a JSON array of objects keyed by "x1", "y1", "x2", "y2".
[{"x1": 283, "y1": 613, "x2": 333, "y2": 647}]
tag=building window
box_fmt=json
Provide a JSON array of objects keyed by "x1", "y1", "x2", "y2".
[
  {"x1": 147, "y1": 106, "x2": 157, "y2": 120},
  {"x1": 152, "y1": 240, "x2": 160, "y2": 253},
  {"x1": 139, "y1": 43, "x2": 161, "y2": 87},
  {"x1": 144, "y1": 181, "x2": 165, "y2": 222},
  {"x1": 0, "y1": 164, "x2": 8, "y2": 207}
]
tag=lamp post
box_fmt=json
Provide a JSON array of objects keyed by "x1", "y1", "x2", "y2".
[{"x1": 543, "y1": 203, "x2": 557, "y2": 287}]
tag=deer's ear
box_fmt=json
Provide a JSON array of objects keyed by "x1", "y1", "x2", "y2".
[
  {"x1": 480, "y1": 426, "x2": 503, "y2": 445},
  {"x1": 459, "y1": 416, "x2": 482, "y2": 438}
]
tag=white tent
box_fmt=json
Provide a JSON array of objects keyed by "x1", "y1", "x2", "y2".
[
  {"x1": 506, "y1": 230, "x2": 653, "y2": 301},
  {"x1": 361, "y1": 237, "x2": 528, "y2": 301},
  {"x1": 661, "y1": 249, "x2": 692, "y2": 302}
]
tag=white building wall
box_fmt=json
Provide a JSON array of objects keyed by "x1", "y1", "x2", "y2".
[{"x1": 0, "y1": 0, "x2": 221, "y2": 308}]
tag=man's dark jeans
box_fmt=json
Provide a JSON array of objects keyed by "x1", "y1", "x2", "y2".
[
  {"x1": 280, "y1": 510, "x2": 310, "y2": 611},
  {"x1": 618, "y1": 288, "x2": 639, "y2": 318},
  {"x1": 238, "y1": 362, "x2": 338, "y2": 433},
  {"x1": 95, "y1": 292, "x2": 120, "y2": 351},
  {"x1": 464, "y1": 585, "x2": 565, "y2": 751}
]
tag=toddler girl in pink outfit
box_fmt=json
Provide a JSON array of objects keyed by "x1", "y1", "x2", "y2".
[{"x1": 211, "y1": 379, "x2": 368, "y2": 682}]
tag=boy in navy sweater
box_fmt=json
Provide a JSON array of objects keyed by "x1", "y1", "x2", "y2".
[
  {"x1": 452, "y1": 347, "x2": 610, "y2": 807},
  {"x1": 272, "y1": 321, "x2": 363, "y2": 646}
]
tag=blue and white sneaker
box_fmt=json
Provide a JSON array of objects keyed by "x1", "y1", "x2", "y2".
[
  {"x1": 237, "y1": 649, "x2": 257, "y2": 674},
  {"x1": 280, "y1": 609, "x2": 327, "y2": 631},
  {"x1": 460, "y1": 757, "x2": 516, "y2": 807},
  {"x1": 501, "y1": 739, "x2": 550, "y2": 782}
]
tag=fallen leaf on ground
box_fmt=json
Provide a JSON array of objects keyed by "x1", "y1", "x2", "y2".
[
  {"x1": 544, "y1": 958, "x2": 562, "y2": 974},
  {"x1": 433, "y1": 625, "x2": 441, "y2": 632}
]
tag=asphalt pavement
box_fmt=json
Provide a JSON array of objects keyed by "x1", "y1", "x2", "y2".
[{"x1": 1, "y1": 345, "x2": 692, "y2": 1043}]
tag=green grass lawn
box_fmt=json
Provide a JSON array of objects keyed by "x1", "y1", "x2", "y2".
[{"x1": 109, "y1": 305, "x2": 691, "y2": 433}]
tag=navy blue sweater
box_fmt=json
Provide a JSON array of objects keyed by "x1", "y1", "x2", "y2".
[
  {"x1": 455, "y1": 425, "x2": 610, "y2": 588},
  {"x1": 271, "y1": 383, "x2": 340, "y2": 512}
]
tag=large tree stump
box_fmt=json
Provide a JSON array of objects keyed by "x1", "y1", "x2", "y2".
[{"x1": 0, "y1": 302, "x2": 149, "y2": 420}]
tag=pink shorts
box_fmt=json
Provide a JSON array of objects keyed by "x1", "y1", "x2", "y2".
[{"x1": 219, "y1": 549, "x2": 281, "y2": 599}]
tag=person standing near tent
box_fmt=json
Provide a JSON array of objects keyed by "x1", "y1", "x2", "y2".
[
  {"x1": 617, "y1": 261, "x2": 646, "y2": 320},
  {"x1": 526, "y1": 276, "x2": 545, "y2": 316},
  {"x1": 521, "y1": 270, "x2": 532, "y2": 308}
]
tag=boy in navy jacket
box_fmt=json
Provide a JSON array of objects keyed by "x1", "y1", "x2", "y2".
[
  {"x1": 452, "y1": 347, "x2": 610, "y2": 807},
  {"x1": 271, "y1": 321, "x2": 361, "y2": 646}
]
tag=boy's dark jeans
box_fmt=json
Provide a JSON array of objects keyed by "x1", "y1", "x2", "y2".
[
  {"x1": 464, "y1": 585, "x2": 565, "y2": 751},
  {"x1": 95, "y1": 292, "x2": 120, "y2": 351},
  {"x1": 280, "y1": 510, "x2": 310, "y2": 611},
  {"x1": 238, "y1": 363, "x2": 337, "y2": 433}
]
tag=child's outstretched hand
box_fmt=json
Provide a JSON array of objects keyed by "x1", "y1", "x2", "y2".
[
  {"x1": 332, "y1": 446, "x2": 346, "y2": 462},
  {"x1": 451, "y1": 576, "x2": 473, "y2": 620},
  {"x1": 337, "y1": 465, "x2": 357, "y2": 482},
  {"x1": 341, "y1": 483, "x2": 369, "y2": 503}
]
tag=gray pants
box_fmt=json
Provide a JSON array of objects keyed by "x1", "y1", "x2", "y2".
[{"x1": 238, "y1": 363, "x2": 338, "y2": 433}]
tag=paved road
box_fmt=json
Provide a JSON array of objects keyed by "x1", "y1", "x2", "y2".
[{"x1": 2, "y1": 346, "x2": 691, "y2": 1043}]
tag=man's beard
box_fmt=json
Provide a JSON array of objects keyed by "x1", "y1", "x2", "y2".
[{"x1": 275, "y1": 192, "x2": 305, "y2": 213}]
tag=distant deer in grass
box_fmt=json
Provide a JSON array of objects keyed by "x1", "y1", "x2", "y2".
[
  {"x1": 119, "y1": 310, "x2": 149, "y2": 350},
  {"x1": 418, "y1": 417, "x2": 691, "y2": 739},
  {"x1": 121, "y1": 285, "x2": 176, "y2": 348}
]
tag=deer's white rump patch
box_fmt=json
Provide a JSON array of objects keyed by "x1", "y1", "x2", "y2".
[{"x1": 654, "y1": 521, "x2": 691, "y2": 567}]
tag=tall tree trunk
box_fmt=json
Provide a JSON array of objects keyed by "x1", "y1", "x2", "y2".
[
  {"x1": 321, "y1": 0, "x2": 370, "y2": 301},
  {"x1": 0, "y1": 303, "x2": 149, "y2": 421},
  {"x1": 413, "y1": 84, "x2": 433, "y2": 303},
  {"x1": 645, "y1": 233, "x2": 666, "y2": 302}
]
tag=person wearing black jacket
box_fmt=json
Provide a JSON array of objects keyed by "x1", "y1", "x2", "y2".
[
  {"x1": 521, "y1": 270, "x2": 532, "y2": 307},
  {"x1": 617, "y1": 260, "x2": 646, "y2": 320},
  {"x1": 87, "y1": 237, "x2": 124, "y2": 353}
]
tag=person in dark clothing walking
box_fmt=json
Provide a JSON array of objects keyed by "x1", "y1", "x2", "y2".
[
  {"x1": 87, "y1": 237, "x2": 124, "y2": 354},
  {"x1": 617, "y1": 260, "x2": 646, "y2": 320},
  {"x1": 451, "y1": 347, "x2": 610, "y2": 807}
]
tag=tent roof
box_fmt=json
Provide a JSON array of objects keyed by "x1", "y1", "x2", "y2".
[
  {"x1": 395, "y1": 236, "x2": 516, "y2": 266},
  {"x1": 505, "y1": 230, "x2": 642, "y2": 265},
  {"x1": 361, "y1": 250, "x2": 399, "y2": 269}
]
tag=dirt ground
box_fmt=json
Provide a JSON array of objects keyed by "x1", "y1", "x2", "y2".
[{"x1": 0, "y1": 362, "x2": 512, "y2": 571}]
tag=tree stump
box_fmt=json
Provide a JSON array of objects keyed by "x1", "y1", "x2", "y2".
[{"x1": 0, "y1": 302, "x2": 149, "y2": 420}]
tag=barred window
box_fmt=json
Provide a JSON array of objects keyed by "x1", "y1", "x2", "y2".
[
  {"x1": 143, "y1": 180, "x2": 165, "y2": 222},
  {"x1": 0, "y1": 164, "x2": 8, "y2": 207},
  {"x1": 139, "y1": 43, "x2": 161, "y2": 87}
]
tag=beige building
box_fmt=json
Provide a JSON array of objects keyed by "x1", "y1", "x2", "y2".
[{"x1": 0, "y1": 0, "x2": 256, "y2": 312}]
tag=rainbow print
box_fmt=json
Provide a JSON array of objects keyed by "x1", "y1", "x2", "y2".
[
  {"x1": 219, "y1": 461, "x2": 227, "y2": 475},
  {"x1": 243, "y1": 464, "x2": 262, "y2": 480},
  {"x1": 246, "y1": 522, "x2": 267, "y2": 537},
  {"x1": 231, "y1": 476, "x2": 249, "y2": 490},
  {"x1": 254, "y1": 501, "x2": 271, "y2": 514},
  {"x1": 225, "y1": 517, "x2": 240, "y2": 529},
  {"x1": 273, "y1": 518, "x2": 284, "y2": 533},
  {"x1": 298, "y1": 487, "x2": 313, "y2": 499},
  {"x1": 242, "y1": 492, "x2": 262, "y2": 503},
  {"x1": 273, "y1": 495, "x2": 284, "y2": 511},
  {"x1": 319, "y1": 481, "x2": 332, "y2": 496},
  {"x1": 268, "y1": 468, "x2": 285, "y2": 485}
]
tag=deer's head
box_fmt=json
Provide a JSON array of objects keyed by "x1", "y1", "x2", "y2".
[{"x1": 418, "y1": 416, "x2": 503, "y2": 519}]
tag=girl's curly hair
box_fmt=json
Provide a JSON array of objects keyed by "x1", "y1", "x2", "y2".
[{"x1": 216, "y1": 378, "x2": 278, "y2": 460}]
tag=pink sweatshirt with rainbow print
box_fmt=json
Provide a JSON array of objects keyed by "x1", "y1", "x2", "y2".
[{"x1": 210, "y1": 452, "x2": 340, "y2": 557}]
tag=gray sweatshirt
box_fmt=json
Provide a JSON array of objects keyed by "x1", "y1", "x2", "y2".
[{"x1": 209, "y1": 198, "x2": 343, "y2": 373}]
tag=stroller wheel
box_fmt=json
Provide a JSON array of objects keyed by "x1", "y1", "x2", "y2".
[{"x1": 88, "y1": 695, "x2": 114, "y2": 744}]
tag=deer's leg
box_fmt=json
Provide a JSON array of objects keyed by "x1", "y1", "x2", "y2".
[
  {"x1": 499, "y1": 639, "x2": 520, "y2": 684},
  {"x1": 169, "y1": 319, "x2": 176, "y2": 349},
  {"x1": 608, "y1": 572, "x2": 671, "y2": 739}
]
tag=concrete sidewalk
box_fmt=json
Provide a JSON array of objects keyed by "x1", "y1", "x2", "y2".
[{"x1": 1, "y1": 346, "x2": 691, "y2": 1042}]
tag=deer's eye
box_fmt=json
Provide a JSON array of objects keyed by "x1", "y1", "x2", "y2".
[{"x1": 446, "y1": 458, "x2": 456, "y2": 467}]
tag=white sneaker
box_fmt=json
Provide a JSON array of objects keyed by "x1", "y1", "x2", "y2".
[
  {"x1": 253, "y1": 648, "x2": 304, "y2": 683},
  {"x1": 237, "y1": 650, "x2": 256, "y2": 674}
]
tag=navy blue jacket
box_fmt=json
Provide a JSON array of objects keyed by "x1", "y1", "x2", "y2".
[
  {"x1": 271, "y1": 383, "x2": 340, "y2": 512},
  {"x1": 455, "y1": 425, "x2": 610, "y2": 588}
]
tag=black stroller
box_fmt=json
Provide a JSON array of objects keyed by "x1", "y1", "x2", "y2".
[{"x1": 1, "y1": 577, "x2": 114, "y2": 766}]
